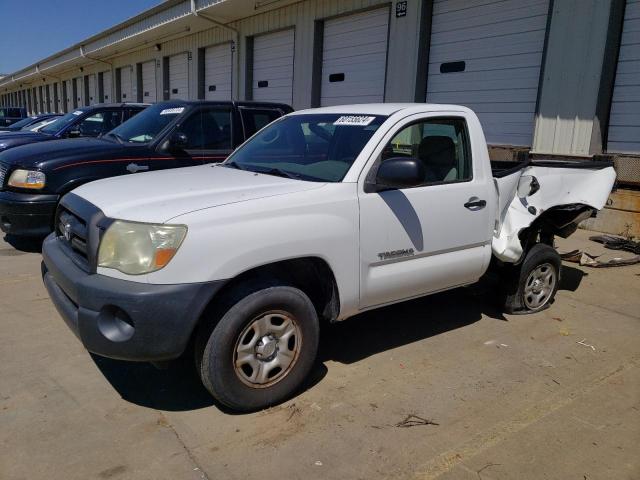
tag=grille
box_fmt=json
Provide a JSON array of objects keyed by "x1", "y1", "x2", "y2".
[
  {"x1": 56, "y1": 206, "x2": 90, "y2": 268},
  {"x1": 0, "y1": 163, "x2": 7, "y2": 190}
]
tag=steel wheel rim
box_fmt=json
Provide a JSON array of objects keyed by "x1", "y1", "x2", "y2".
[
  {"x1": 233, "y1": 310, "x2": 302, "y2": 388},
  {"x1": 523, "y1": 262, "x2": 556, "y2": 310}
]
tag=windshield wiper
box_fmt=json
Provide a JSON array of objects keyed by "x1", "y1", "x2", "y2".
[
  {"x1": 223, "y1": 161, "x2": 246, "y2": 170},
  {"x1": 255, "y1": 167, "x2": 301, "y2": 180},
  {"x1": 105, "y1": 132, "x2": 125, "y2": 144}
]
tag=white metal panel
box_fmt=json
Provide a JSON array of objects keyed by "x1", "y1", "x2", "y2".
[
  {"x1": 607, "y1": 0, "x2": 640, "y2": 154},
  {"x1": 427, "y1": 0, "x2": 550, "y2": 146},
  {"x1": 75, "y1": 76, "x2": 85, "y2": 107},
  {"x1": 252, "y1": 29, "x2": 294, "y2": 105},
  {"x1": 120, "y1": 66, "x2": 133, "y2": 101},
  {"x1": 204, "y1": 43, "x2": 232, "y2": 100},
  {"x1": 88, "y1": 74, "x2": 97, "y2": 105},
  {"x1": 141, "y1": 60, "x2": 157, "y2": 102},
  {"x1": 321, "y1": 7, "x2": 390, "y2": 106},
  {"x1": 65, "y1": 80, "x2": 73, "y2": 111},
  {"x1": 102, "y1": 71, "x2": 113, "y2": 102},
  {"x1": 169, "y1": 53, "x2": 190, "y2": 100}
]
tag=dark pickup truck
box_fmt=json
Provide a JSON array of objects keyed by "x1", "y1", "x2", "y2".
[
  {"x1": 0, "y1": 103, "x2": 147, "y2": 153},
  {"x1": 0, "y1": 100, "x2": 292, "y2": 237}
]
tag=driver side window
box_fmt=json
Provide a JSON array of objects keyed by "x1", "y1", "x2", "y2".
[
  {"x1": 382, "y1": 118, "x2": 472, "y2": 185},
  {"x1": 77, "y1": 110, "x2": 122, "y2": 137},
  {"x1": 176, "y1": 107, "x2": 232, "y2": 151}
]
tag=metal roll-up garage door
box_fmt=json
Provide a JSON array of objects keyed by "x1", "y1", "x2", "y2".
[
  {"x1": 252, "y1": 29, "x2": 294, "y2": 105},
  {"x1": 74, "y1": 76, "x2": 85, "y2": 107},
  {"x1": 102, "y1": 71, "x2": 112, "y2": 102},
  {"x1": 607, "y1": 0, "x2": 640, "y2": 154},
  {"x1": 120, "y1": 66, "x2": 133, "y2": 102},
  {"x1": 169, "y1": 53, "x2": 189, "y2": 100},
  {"x1": 205, "y1": 43, "x2": 232, "y2": 100},
  {"x1": 64, "y1": 81, "x2": 72, "y2": 112},
  {"x1": 141, "y1": 61, "x2": 157, "y2": 102},
  {"x1": 88, "y1": 74, "x2": 97, "y2": 105},
  {"x1": 427, "y1": 0, "x2": 550, "y2": 146},
  {"x1": 320, "y1": 8, "x2": 390, "y2": 106}
]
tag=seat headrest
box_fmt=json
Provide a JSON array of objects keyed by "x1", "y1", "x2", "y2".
[{"x1": 418, "y1": 136, "x2": 456, "y2": 167}]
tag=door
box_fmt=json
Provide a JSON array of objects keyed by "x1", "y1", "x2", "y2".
[
  {"x1": 252, "y1": 29, "x2": 294, "y2": 105},
  {"x1": 88, "y1": 74, "x2": 97, "y2": 105},
  {"x1": 74, "y1": 109, "x2": 123, "y2": 138},
  {"x1": 159, "y1": 105, "x2": 234, "y2": 169},
  {"x1": 204, "y1": 43, "x2": 232, "y2": 100},
  {"x1": 141, "y1": 61, "x2": 157, "y2": 102},
  {"x1": 75, "y1": 76, "x2": 85, "y2": 107},
  {"x1": 358, "y1": 115, "x2": 493, "y2": 309},
  {"x1": 169, "y1": 53, "x2": 189, "y2": 100},
  {"x1": 321, "y1": 8, "x2": 389, "y2": 106},
  {"x1": 102, "y1": 71, "x2": 113, "y2": 102},
  {"x1": 607, "y1": 0, "x2": 640, "y2": 154},
  {"x1": 120, "y1": 66, "x2": 133, "y2": 102},
  {"x1": 427, "y1": 0, "x2": 550, "y2": 146},
  {"x1": 65, "y1": 80, "x2": 72, "y2": 112}
]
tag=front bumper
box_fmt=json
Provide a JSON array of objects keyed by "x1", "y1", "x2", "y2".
[
  {"x1": 42, "y1": 234, "x2": 225, "y2": 361},
  {"x1": 0, "y1": 190, "x2": 58, "y2": 237}
]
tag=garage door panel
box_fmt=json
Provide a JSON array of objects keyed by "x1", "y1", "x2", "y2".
[
  {"x1": 120, "y1": 67, "x2": 133, "y2": 101},
  {"x1": 427, "y1": 0, "x2": 549, "y2": 145},
  {"x1": 102, "y1": 71, "x2": 112, "y2": 102},
  {"x1": 169, "y1": 53, "x2": 189, "y2": 100},
  {"x1": 433, "y1": 1, "x2": 548, "y2": 32},
  {"x1": 607, "y1": 1, "x2": 640, "y2": 154},
  {"x1": 252, "y1": 29, "x2": 294, "y2": 105},
  {"x1": 320, "y1": 8, "x2": 389, "y2": 106},
  {"x1": 429, "y1": 32, "x2": 545, "y2": 61},
  {"x1": 204, "y1": 44, "x2": 232, "y2": 100},
  {"x1": 142, "y1": 61, "x2": 157, "y2": 102}
]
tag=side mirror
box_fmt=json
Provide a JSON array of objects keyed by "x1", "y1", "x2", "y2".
[
  {"x1": 371, "y1": 157, "x2": 425, "y2": 191},
  {"x1": 67, "y1": 129, "x2": 81, "y2": 138},
  {"x1": 168, "y1": 132, "x2": 188, "y2": 151}
]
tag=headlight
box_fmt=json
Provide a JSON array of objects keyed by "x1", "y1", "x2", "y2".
[
  {"x1": 98, "y1": 221, "x2": 187, "y2": 275},
  {"x1": 8, "y1": 169, "x2": 46, "y2": 189}
]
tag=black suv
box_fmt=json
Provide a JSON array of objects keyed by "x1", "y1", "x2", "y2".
[
  {"x1": 0, "y1": 107, "x2": 27, "y2": 127},
  {"x1": 0, "y1": 100, "x2": 292, "y2": 237},
  {"x1": 0, "y1": 103, "x2": 147, "y2": 152}
]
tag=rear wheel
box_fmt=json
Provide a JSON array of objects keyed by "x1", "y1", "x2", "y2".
[
  {"x1": 196, "y1": 284, "x2": 319, "y2": 412},
  {"x1": 501, "y1": 243, "x2": 561, "y2": 314}
]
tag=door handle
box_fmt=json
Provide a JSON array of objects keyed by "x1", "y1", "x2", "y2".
[
  {"x1": 464, "y1": 197, "x2": 487, "y2": 210},
  {"x1": 126, "y1": 163, "x2": 149, "y2": 174}
]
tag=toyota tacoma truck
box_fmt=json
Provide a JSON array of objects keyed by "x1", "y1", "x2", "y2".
[
  {"x1": 0, "y1": 100, "x2": 291, "y2": 237},
  {"x1": 41, "y1": 104, "x2": 616, "y2": 412}
]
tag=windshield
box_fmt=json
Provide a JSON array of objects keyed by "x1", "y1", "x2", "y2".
[
  {"x1": 8, "y1": 117, "x2": 37, "y2": 129},
  {"x1": 28, "y1": 118, "x2": 59, "y2": 132},
  {"x1": 106, "y1": 103, "x2": 185, "y2": 143},
  {"x1": 40, "y1": 111, "x2": 84, "y2": 135},
  {"x1": 225, "y1": 114, "x2": 387, "y2": 182}
]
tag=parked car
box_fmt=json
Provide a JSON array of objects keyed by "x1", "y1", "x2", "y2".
[
  {"x1": 0, "y1": 113, "x2": 62, "y2": 132},
  {"x1": 0, "y1": 103, "x2": 147, "y2": 152},
  {"x1": 41, "y1": 104, "x2": 616, "y2": 411},
  {"x1": 0, "y1": 100, "x2": 292, "y2": 237},
  {"x1": 0, "y1": 107, "x2": 27, "y2": 127}
]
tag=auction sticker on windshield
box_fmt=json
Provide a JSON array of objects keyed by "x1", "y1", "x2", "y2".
[
  {"x1": 160, "y1": 107, "x2": 185, "y2": 115},
  {"x1": 334, "y1": 115, "x2": 376, "y2": 126}
]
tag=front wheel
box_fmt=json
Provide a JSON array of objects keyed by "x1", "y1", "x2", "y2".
[
  {"x1": 501, "y1": 243, "x2": 561, "y2": 314},
  {"x1": 196, "y1": 285, "x2": 319, "y2": 412}
]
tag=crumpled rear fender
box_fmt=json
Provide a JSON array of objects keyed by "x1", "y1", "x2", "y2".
[{"x1": 492, "y1": 165, "x2": 616, "y2": 263}]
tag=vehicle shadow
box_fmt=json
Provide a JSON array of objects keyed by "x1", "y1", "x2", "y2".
[
  {"x1": 91, "y1": 287, "x2": 501, "y2": 412},
  {"x1": 320, "y1": 288, "x2": 498, "y2": 364},
  {"x1": 558, "y1": 264, "x2": 587, "y2": 292},
  {"x1": 2, "y1": 234, "x2": 44, "y2": 253}
]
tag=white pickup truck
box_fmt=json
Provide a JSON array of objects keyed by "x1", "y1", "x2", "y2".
[{"x1": 42, "y1": 104, "x2": 616, "y2": 411}]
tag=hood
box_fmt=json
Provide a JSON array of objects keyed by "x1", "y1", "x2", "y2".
[
  {"x1": 72, "y1": 164, "x2": 326, "y2": 223},
  {"x1": 0, "y1": 131, "x2": 51, "y2": 152},
  {"x1": 0, "y1": 137, "x2": 123, "y2": 169}
]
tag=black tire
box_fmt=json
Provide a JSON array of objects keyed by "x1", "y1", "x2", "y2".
[
  {"x1": 196, "y1": 284, "x2": 319, "y2": 412},
  {"x1": 500, "y1": 243, "x2": 561, "y2": 314}
]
